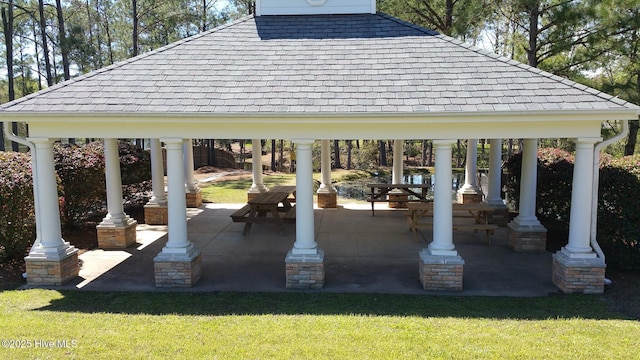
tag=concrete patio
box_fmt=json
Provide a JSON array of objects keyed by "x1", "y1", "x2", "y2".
[{"x1": 52, "y1": 203, "x2": 559, "y2": 297}]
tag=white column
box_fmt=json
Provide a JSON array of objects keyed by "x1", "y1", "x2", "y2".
[
  {"x1": 486, "y1": 138, "x2": 504, "y2": 206},
  {"x1": 26, "y1": 138, "x2": 75, "y2": 260},
  {"x1": 458, "y1": 139, "x2": 480, "y2": 194},
  {"x1": 147, "y1": 139, "x2": 167, "y2": 206},
  {"x1": 429, "y1": 140, "x2": 457, "y2": 256},
  {"x1": 563, "y1": 138, "x2": 600, "y2": 258},
  {"x1": 511, "y1": 138, "x2": 543, "y2": 228},
  {"x1": 249, "y1": 139, "x2": 268, "y2": 194},
  {"x1": 318, "y1": 139, "x2": 336, "y2": 193},
  {"x1": 158, "y1": 139, "x2": 196, "y2": 256},
  {"x1": 392, "y1": 139, "x2": 404, "y2": 184},
  {"x1": 183, "y1": 139, "x2": 198, "y2": 193},
  {"x1": 99, "y1": 138, "x2": 131, "y2": 226},
  {"x1": 292, "y1": 139, "x2": 318, "y2": 254}
]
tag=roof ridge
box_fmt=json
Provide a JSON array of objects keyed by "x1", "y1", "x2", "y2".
[
  {"x1": 0, "y1": 15, "x2": 257, "y2": 110},
  {"x1": 377, "y1": 12, "x2": 638, "y2": 109}
]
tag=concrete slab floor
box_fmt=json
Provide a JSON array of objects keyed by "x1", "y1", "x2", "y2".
[{"x1": 49, "y1": 203, "x2": 559, "y2": 296}]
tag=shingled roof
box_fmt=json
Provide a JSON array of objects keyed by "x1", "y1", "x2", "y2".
[{"x1": 1, "y1": 13, "x2": 638, "y2": 115}]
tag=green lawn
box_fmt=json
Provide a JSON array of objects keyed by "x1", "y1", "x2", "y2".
[
  {"x1": 200, "y1": 169, "x2": 373, "y2": 204},
  {"x1": 1, "y1": 290, "x2": 639, "y2": 359}
]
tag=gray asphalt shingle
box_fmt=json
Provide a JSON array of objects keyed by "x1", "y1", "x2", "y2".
[{"x1": 1, "y1": 13, "x2": 638, "y2": 114}]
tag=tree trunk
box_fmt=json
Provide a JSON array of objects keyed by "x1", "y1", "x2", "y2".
[
  {"x1": 132, "y1": 0, "x2": 138, "y2": 56},
  {"x1": 527, "y1": 5, "x2": 539, "y2": 67},
  {"x1": 346, "y1": 140, "x2": 352, "y2": 170},
  {"x1": 55, "y1": 0, "x2": 70, "y2": 80},
  {"x1": 279, "y1": 139, "x2": 284, "y2": 172},
  {"x1": 421, "y1": 140, "x2": 427, "y2": 166},
  {"x1": 379, "y1": 140, "x2": 387, "y2": 166},
  {"x1": 427, "y1": 141, "x2": 433, "y2": 166},
  {"x1": 2, "y1": 3, "x2": 14, "y2": 151},
  {"x1": 271, "y1": 139, "x2": 276, "y2": 171},
  {"x1": 333, "y1": 140, "x2": 341, "y2": 168},
  {"x1": 456, "y1": 140, "x2": 462, "y2": 167},
  {"x1": 625, "y1": 119, "x2": 639, "y2": 156},
  {"x1": 38, "y1": 0, "x2": 53, "y2": 86}
]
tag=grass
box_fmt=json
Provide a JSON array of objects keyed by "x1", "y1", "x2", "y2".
[
  {"x1": 200, "y1": 169, "x2": 373, "y2": 204},
  {"x1": 1, "y1": 290, "x2": 639, "y2": 359}
]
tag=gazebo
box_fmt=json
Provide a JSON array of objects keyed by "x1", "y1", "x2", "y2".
[{"x1": 2, "y1": 0, "x2": 639, "y2": 293}]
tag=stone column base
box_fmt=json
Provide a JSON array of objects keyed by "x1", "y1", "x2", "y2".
[
  {"x1": 552, "y1": 250, "x2": 606, "y2": 294},
  {"x1": 285, "y1": 250, "x2": 325, "y2": 289},
  {"x1": 419, "y1": 249, "x2": 465, "y2": 291},
  {"x1": 507, "y1": 222, "x2": 547, "y2": 252},
  {"x1": 457, "y1": 192, "x2": 482, "y2": 204},
  {"x1": 154, "y1": 250, "x2": 202, "y2": 287},
  {"x1": 97, "y1": 220, "x2": 138, "y2": 249},
  {"x1": 388, "y1": 194, "x2": 408, "y2": 208},
  {"x1": 186, "y1": 190, "x2": 202, "y2": 208},
  {"x1": 247, "y1": 191, "x2": 265, "y2": 202},
  {"x1": 25, "y1": 251, "x2": 79, "y2": 286},
  {"x1": 486, "y1": 205, "x2": 509, "y2": 226},
  {"x1": 317, "y1": 192, "x2": 337, "y2": 208},
  {"x1": 144, "y1": 205, "x2": 168, "y2": 225}
]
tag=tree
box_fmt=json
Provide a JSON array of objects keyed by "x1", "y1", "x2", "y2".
[
  {"x1": 379, "y1": 0, "x2": 495, "y2": 39},
  {"x1": 579, "y1": 0, "x2": 640, "y2": 155}
]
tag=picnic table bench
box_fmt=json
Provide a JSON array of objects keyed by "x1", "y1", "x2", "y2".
[
  {"x1": 230, "y1": 185, "x2": 297, "y2": 235},
  {"x1": 366, "y1": 183, "x2": 431, "y2": 216},
  {"x1": 406, "y1": 202, "x2": 498, "y2": 244}
]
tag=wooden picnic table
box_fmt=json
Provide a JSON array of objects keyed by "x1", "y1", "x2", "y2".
[
  {"x1": 406, "y1": 202, "x2": 498, "y2": 243},
  {"x1": 230, "y1": 186, "x2": 297, "y2": 235},
  {"x1": 367, "y1": 183, "x2": 431, "y2": 216}
]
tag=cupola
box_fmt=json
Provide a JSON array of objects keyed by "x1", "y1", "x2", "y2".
[{"x1": 255, "y1": 0, "x2": 376, "y2": 16}]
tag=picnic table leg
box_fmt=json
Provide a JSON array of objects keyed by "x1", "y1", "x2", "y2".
[
  {"x1": 242, "y1": 207, "x2": 258, "y2": 235},
  {"x1": 270, "y1": 208, "x2": 287, "y2": 235}
]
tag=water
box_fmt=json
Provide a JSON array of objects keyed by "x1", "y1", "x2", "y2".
[{"x1": 334, "y1": 172, "x2": 467, "y2": 201}]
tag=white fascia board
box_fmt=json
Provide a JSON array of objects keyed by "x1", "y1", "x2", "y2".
[{"x1": 11, "y1": 109, "x2": 636, "y2": 140}]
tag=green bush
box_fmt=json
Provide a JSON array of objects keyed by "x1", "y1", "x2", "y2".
[
  {"x1": 0, "y1": 151, "x2": 35, "y2": 263},
  {"x1": 505, "y1": 148, "x2": 640, "y2": 271},
  {"x1": 54, "y1": 142, "x2": 106, "y2": 226}
]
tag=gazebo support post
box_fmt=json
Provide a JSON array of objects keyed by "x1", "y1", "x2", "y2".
[
  {"x1": 388, "y1": 139, "x2": 407, "y2": 208},
  {"x1": 457, "y1": 139, "x2": 482, "y2": 204},
  {"x1": 507, "y1": 138, "x2": 547, "y2": 251},
  {"x1": 144, "y1": 139, "x2": 168, "y2": 225},
  {"x1": 96, "y1": 138, "x2": 138, "y2": 249},
  {"x1": 24, "y1": 138, "x2": 79, "y2": 285},
  {"x1": 485, "y1": 138, "x2": 508, "y2": 226},
  {"x1": 552, "y1": 137, "x2": 605, "y2": 294},
  {"x1": 286, "y1": 139, "x2": 324, "y2": 289},
  {"x1": 419, "y1": 139, "x2": 464, "y2": 291},
  {"x1": 317, "y1": 139, "x2": 337, "y2": 208},
  {"x1": 248, "y1": 138, "x2": 268, "y2": 201},
  {"x1": 154, "y1": 139, "x2": 202, "y2": 287},
  {"x1": 183, "y1": 139, "x2": 202, "y2": 208}
]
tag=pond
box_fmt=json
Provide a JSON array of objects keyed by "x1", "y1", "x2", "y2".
[{"x1": 334, "y1": 171, "x2": 487, "y2": 201}]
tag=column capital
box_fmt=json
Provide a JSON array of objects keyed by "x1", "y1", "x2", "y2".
[
  {"x1": 27, "y1": 137, "x2": 53, "y2": 146},
  {"x1": 575, "y1": 137, "x2": 602, "y2": 144},
  {"x1": 292, "y1": 138, "x2": 315, "y2": 146},
  {"x1": 161, "y1": 138, "x2": 184, "y2": 147},
  {"x1": 433, "y1": 139, "x2": 456, "y2": 146}
]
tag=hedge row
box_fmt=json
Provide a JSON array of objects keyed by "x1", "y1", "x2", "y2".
[
  {"x1": 505, "y1": 148, "x2": 640, "y2": 271},
  {"x1": 0, "y1": 140, "x2": 151, "y2": 263}
]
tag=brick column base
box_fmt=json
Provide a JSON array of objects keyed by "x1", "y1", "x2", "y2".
[
  {"x1": 487, "y1": 205, "x2": 509, "y2": 226},
  {"x1": 419, "y1": 249, "x2": 465, "y2": 291},
  {"x1": 317, "y1": 192, "x2": 337, "y2": 208},
  {"x1": 97, "y1": 220, "x2": 137, "y2": 249},
  {"x1": 507, "y1": 222, "x2": 547, "y2": 252},
  {"x1": 154, "y1": 251, "x2": 202, "y2": 287},
  {"x1": 552, "y1": 250, "x2": 606, "y2": 294},
  {"x1": 186, "y1": 190, "x2": 202, "y2": 208},
  {"x1": 247, "y1": 191, "x2": 265, "y2": 202},
  {"x1": 144, "y1": 205, "x2": 168, "y2": 225},
  {"x1": 457, "y1": 192, "x2": 482, "y2": 204},
  {"x1": 25, "y1": 251, "x2": 79, "y2": 286},
  {"x1": 388, "y1": 194, "x2": 408, "y2": 208},
  {"x1": 285, "y1": 250, "x2": 325, "y2": 289}
]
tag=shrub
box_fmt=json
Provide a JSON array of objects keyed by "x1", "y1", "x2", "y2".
[
  {"x1": 0, "y1": 151, "x2": 35, "y2": 263},
  {"x1": 53, "y1": 142, "x2": 106, "y2": 226},
  {"x1": 505, "y1": 149, "x2": 640, "y2": 271}
]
